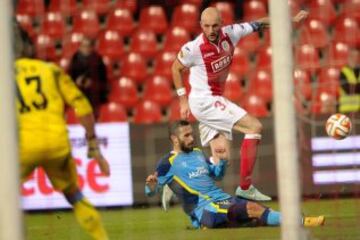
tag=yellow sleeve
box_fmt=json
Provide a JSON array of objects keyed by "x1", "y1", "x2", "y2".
[{"x1": 51, "y1": 64, "x2": 93, "y2": 117}]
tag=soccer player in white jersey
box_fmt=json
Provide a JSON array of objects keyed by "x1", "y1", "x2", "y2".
[{"x1": 171, "y1": 7, "x2": 309, "y2": 201}]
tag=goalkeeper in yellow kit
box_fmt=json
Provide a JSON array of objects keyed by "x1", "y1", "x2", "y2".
[{"x1": 15, "y1": 25, "x2": 110, "y2": 240}]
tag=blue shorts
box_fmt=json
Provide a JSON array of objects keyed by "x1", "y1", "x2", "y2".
[{"x1": 200, "y1": 197, "x2": 249, "y2": 228}]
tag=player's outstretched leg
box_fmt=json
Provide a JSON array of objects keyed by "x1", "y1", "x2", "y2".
[
  {"x1": 65, "y1": 190, "x2": 109, "y2": 240},
  {"x1": 233, "y1": 115, "x2": 271, "y2": 201},
  {"x1": 227, "y1": 200, "x2": 281, "y2": 227},
  {"x1": 227, "y1": 198, "x2": 325, "y2": 228}
]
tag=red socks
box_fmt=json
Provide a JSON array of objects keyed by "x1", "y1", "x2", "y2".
[{"x1": 240, "y1": 134, "x2": 261, "y2": 190}]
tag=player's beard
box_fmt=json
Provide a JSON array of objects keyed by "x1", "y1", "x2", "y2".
[{"x1": 180, "y1": 141, "x2": 194, "y2": 153}]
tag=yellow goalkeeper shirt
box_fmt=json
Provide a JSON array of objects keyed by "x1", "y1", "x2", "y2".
[{"x1": 15, "y1": 58, "x2": 93, "y2": 160}]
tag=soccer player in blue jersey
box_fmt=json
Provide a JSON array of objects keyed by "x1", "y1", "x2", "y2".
[{"x1": 145, "y1": 120, "x2": 324, "y2": 229}]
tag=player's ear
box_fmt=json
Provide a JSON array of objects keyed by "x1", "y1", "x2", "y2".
[{"x1": 170, "y1": 135, "x2": 178, "y2": 145}]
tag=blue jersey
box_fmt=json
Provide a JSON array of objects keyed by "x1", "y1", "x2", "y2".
[{"x1": 146, "y1": 148, "x2": 231, "y2": 227}]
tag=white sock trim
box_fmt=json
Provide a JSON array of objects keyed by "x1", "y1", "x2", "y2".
[
  {"x1": 209, "y1": 157, "x2": 216, "y2": 165},
  {"x1": 244, "y1": 133, "x2": 262, "y2": 140}
]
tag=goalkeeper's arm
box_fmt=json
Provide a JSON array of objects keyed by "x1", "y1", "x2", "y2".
[
  {"x1": 79, "y1": 114, "x2": 110, "y2": 176},
  {"x1": 55, "y1": 64, "x2": 110, "y2": 176}
]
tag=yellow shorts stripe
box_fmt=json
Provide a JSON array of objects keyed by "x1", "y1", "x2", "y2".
[{"x1": 210, "y1": 202, "x2": 228, "y2": 214}]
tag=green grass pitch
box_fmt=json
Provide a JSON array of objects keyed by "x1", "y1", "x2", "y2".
[{"x1": 25, "y1": 198, "x2": 360, "y2": 240}]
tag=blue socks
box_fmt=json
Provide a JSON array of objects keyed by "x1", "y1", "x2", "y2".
[
  {"x1": 261, "y1": 208, "x2": 281, "y2": 226},
  {"x1": 266, "y1": 210, "x2": 281, "y2": 226}
]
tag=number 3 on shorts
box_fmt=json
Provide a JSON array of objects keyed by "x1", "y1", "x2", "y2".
[{"x1": 214, "y1": 100, "x2": 226, "y2": 111}]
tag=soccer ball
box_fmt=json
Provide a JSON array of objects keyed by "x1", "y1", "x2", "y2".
[{"x1": 325, "y1": 113, "x2": 352, "y2": 140}]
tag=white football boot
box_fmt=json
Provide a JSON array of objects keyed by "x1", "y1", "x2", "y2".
[{"x1": 235, "y1": 185, "x2": 272, "y2": 201}]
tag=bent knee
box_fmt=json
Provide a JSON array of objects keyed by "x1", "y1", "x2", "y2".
[
  {"x1": 210, "y1": 134, "x2": 230, "y2": 160},
  {"x1": 251, "y1": 120, "x2": 263, "y2": 133}
]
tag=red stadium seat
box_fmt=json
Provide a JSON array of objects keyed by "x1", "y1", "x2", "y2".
[
  {"x1": 48, "y1": 0, "x2": 78, "y2": 16},
  {"x1": 72, "y1": 10, "x2": 100, "y2": 39},
  {"x1": 240, "y1": 93, "x2": 269, "y2": 118},
  {"x1": 120, "y1": 53, "x2": 148, "y2": 84},
  {"x1": 169, "y1": 98, "x2": 196, "y2": 122},
  {"x1": 311, "y1": 90, "x2": 337, "y2": 114},
  {"x1": 333, "y1": 17, "x2": 360, "y2": 48},
  {"x1": 97, "y1": 30, "x2": 125, "y2": 61},
  {"x1": 288, "y1": 0, "x2": 301, "y2": 16},
  {"x1": 143, "y1": 75, "x2": 173, "y2": 107},
  {"x1": 248, "y1": 69, "x2": 273, "y2": 103},
  {"x1": 316, "y1": 67, "x2": 340, "y2": 97},
  {"x1": 255, "y1": 45, "x2": 272, "y2": 71},
  {"x1": 139, "y1": 6, "x2": 168, "y2": 35},
  {"x1": 298, "y1": 19, "x2": 329, "y2": 48},
  {"x1": 295, "y1": 44, "x2": 320, "y2": 72},
  {"x1": 324, "y1": 42, "x2": 350, "y2": 68},
  {"x1": 41, "y1": 11, "x2": 66, "y2": 40},
  {"x1": 179, "y1": 0, "x2": 202, "y2": 6},
  {"x1": 115, "y1": 0, "x2": 137, "y2": 13},
  {"x1": 98, "y1": 102, "x2": 127, "y2": 122},
  {"x1": 61, "y1": 32, "x2": 84, "y2": 58},
  {"x1": 223, "y1": 72, "x2": 243, "y2": 103},
  {"x1": 243, "y1": 0, "x2": 267, "y2": 21},
  {"x1": 109, "y1": 77, "x2": 138, "y2": 109},
  {"x1": 57, "y1": 56, "x2": 70, "y2": 71},
  {"x1": 294, "y1": 69, "x2": 312, "y2": 100},
  {"x1": 154, "y1": 51, "x2": 177, "y2": 79},
  {"x1": 309, "y1": 0, "x2": 337, "y2": 26},
  {"x1": 133, "y1": 100, "x2": 163, "y2": 124},
  {"x1": 16, "y1": 14, "x2": 36, "y2": 39},
  {"x1": 130, "y1": 29, "x2": 158, "y2": 59},
  {"x1": 230, "y1": 47, "x2": 250, "y2": 77},
  {"x1": 65, "y1": 108, "x2": 79, "y2": 124},
  {"x1": 34, "y1": 33, "x2": 57, "y2": 60},
  {"x1": 16, "y1": 0, "x2": 45, "y2": 17},
  {"x1": 82, "y1": 0, "x2": 111, "y2": 15},
  {"x1": 172, "y1": 4, "x2": 199, "y2": 34},
  {"x1": 237, "y1": 33, "x2": 261, "y2": 53},
  {"x1": 343, "y1": 0, "x2": 360, "y2": 23},
  {"x1": 212, "y1": 2, "x2": 234, "y2": 25},
  {"x1": 106, "y1": 8, "x2": 135, "y2": 37},
  {"x1": 163, "y1": 27, "x2": 191, "y2": 52}
]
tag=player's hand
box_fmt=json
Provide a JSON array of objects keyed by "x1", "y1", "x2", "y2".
[
  {"x1": 145, "y1": 172, "x2": 158, "y2": 190},
  {"x1": 179, "y1": 96, "x2": 191, "y2": 119},
  {"x1": 87, "y1": 137, "x2": 111, "y2": 176},
  {"x1": 293, "y1": 10, "x2": 309, "y2": 23}
]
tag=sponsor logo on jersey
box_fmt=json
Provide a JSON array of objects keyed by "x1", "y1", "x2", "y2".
[
  {"x1": 204, "y1": 52, "x2": 215, "y2": 58},
  {"x1": 188, "y1": 166, "x2": 209, "y2": 179},
  {"x1": 211, "y1": 55, "x2": 231, "y2": 73},
  {"x1": 221, "y1": 41, "x2": 230, "y2": 52}
]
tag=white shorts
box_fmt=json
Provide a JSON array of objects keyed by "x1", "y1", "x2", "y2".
[{"x1": 189, "y1": 96, "x2": 247, "y2": 146}]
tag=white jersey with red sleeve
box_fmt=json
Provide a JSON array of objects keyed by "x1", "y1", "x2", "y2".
[{"x1": 177, "y1": 22, "x2": 255, "y2": 99}]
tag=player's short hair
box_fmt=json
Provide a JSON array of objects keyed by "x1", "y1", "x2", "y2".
[
  {"x1": 168, "y1": 120, "x2": 191, "y2": 139},
  {"x1": 14, "y1": 22, "x2": 34, "y2": 59}
]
